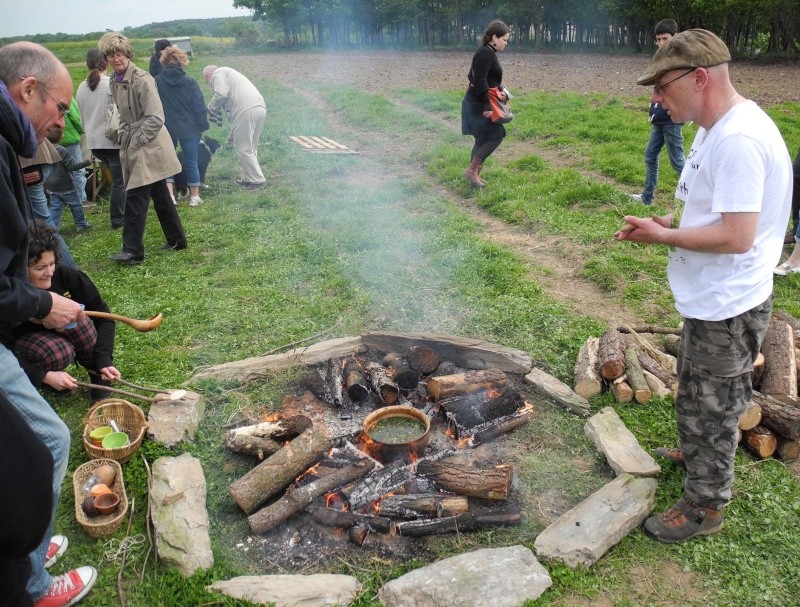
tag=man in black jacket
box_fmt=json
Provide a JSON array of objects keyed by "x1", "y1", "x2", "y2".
[{"x1": 0, "y1": 41, "x2": 97, "y2": 607}]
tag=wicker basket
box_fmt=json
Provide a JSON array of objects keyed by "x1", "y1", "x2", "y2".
[
  {"x1": 72, "y1": 458, "x2": 128, "y2": 538},
  {"x1": 82, "y1": 398, "x2": 147, "y2": 463}
]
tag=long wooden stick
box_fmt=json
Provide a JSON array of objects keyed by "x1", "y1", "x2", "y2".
[{"x1": 76, "y1": 381, "x2": 157, "y2": 403}]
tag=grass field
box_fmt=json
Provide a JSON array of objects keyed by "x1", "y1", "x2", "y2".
[{"x1": 39, "y1": 40, "x2": 800, "y2": 607}]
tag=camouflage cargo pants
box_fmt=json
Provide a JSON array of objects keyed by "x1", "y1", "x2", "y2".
[{"x1": 676, "y1": 296, "x2": 772, "y2": 509}]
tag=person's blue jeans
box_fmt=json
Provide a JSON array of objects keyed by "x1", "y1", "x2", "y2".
[
  {"x1": 62, "y1": 142, "x2": 87, "y2": 203},
  {"x1": 50, "y1": 188, "x2": 91, "y2": 231},
  {"x1": 25, "y1": 167, "x2": 78, "y2": 269},
  {"x1": 0, "y1": 345, "x2": 70, "y2": 600},
  {"x1": 642, "y1": 122, "x2": 685, "y2": 204},
  {"x1": 174, "y1": 135, "x2": 201, "y2": 187}
]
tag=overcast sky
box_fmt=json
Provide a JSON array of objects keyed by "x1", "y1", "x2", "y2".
[{"x1": 1, "y1": 0, "x2": 253, "y2": 38}]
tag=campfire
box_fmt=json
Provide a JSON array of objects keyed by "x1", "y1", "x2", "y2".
[{"x1": 223, "y1": 345, "x2": 532, "y2": 550}]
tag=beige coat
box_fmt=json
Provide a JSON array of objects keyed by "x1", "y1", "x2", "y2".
[{"x1": 109, "y1": 62, "x2": 180, "y2": 191}]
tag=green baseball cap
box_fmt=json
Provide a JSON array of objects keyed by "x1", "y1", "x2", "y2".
[{"x1": 637, "y1": 29, "x2": 731, "y2": 86}]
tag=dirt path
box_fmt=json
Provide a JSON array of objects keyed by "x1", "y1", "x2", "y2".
[{"x1": 231, "y1": 51, "x2": 800, "y2": 329}]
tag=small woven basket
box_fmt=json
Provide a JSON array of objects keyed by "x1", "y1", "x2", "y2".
[
  {"x1": 72, "y1": 458, "x2": 128, "y2": 538},
  {"x1": 82, "y1": 398, "x2": 147, "y2": 463}
]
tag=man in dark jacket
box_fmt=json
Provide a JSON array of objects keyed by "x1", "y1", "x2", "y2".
[
  {"x1": 0, "y1": 41, "x2": 97, "y2": 607},
  {"x1": 630, "y1": 19, "x2": 686, "y2": 206}
]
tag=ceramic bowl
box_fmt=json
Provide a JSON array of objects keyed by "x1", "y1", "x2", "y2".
[
  {"x1": 101, "y1": 431, "x2": 130, "y2": 449},
  {"x1": 93, "y1": 492, "x2": 120, "y2": 515},
  {"x1": 89, "y1": 426, "x2": 114, "y2": 446}
]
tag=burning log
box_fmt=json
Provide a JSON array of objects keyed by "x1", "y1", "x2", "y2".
[
  {"x1": 307, "y1": 506, "x2": 393, "y2": 533},
  {"x1": 743, "y1": 425, "x2": 777, "y2": 459},
  {"x1": 248, "y1": 458, "x2": 375, "y2": 534},
  {"x1": 365, "y1": 362, "x2": 400, "y2": 404},
  {"x1": 345, "y1": 450, "x2": 455, "y2": 511},
  {"x1": 379, "y1": 494, "x2": 469, "y2": 519},
  {"x1": 327, "y1": 356, "x2": 344, "y2": 407},
  {"x1": 441, "y1": 389, "x2": 525, "y2": 438},
  {"x1": 407, "y1": 345, "x2": 440, "y2": 374},
  {"x1": 599, "y1": 328, "x2": 626, "y2": 381},
  {"x1": 348, "y1": 525, "x2": 369, "y2": 546},
  {"x1": 624, "y1": 349, "x2": 652, "y2": 404},
  {"x1": 759, "y1": 319, "x2": 797, "y2": 398},
  {"x1": 752, "y1": 391, "x2": 800, "y2": 441},
  {"x1": 426, "y1": 369, "x2": 507, "y2": 402},
  {"x1": 416, "y1": 460, "x2": 512, "y2": 500},
  {"x1": 396, "y1": 510, "x2": 522, "y2": 537},
  {"x1": 468, "y1": 410, "x2": 533, "y2": 447},
  {"x1": 224, "y1": 416, "x2": 313, "y2": 460},
  {"x1": 383, "y1": 353, "x2": 420, "y2": 391},
  {"x1": 229, "y1": 425, "x2": 331, "y2": 514},
  {"x1": 344, "y1": 358, "x2": 370, "y2": 402},
  {"x1": 573, "y1": 336, "x2": 602, "y2": 398}
]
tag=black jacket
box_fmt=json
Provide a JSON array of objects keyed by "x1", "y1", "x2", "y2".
[
  {"x1": 156, "y1": 65, "x2": 209, "y2": 140},
  {"x1": 0, "y1": 82, "x2": 53, "y2": 330},
  {"x1": 467, "y1": 44, "x2": 503, "y2": 111}
]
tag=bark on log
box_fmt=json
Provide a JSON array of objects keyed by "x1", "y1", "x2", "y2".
[
  {"x1": 468, "y1": 410, "x2": 533, "y2": 447},
  {"x1": 777, "y1": 437, "x2": 800, "y2": 462},
  {"x1": 523, "y1": 367, "x2": 591, "y2": 417},
  {"x1": 344, "y1": 358, "x2": 370, "y2": 402},
  {"x1": 307, "y1": 506, "x2": 393, "y2": 533},
  {"x1": 743, "y1": 425, "x2": 777, "y2": 459},
  {"x1": 225, "y1": 431, "x2": 282, "y2": 460},
  {"x1": 385, "y1": 357, "x2": 419, "y2": 391},
  {"x1": 396, "y1": 510, "x2": 522, "y2": 537},
  {"x1": 426, "y1": 369, "x2": 507, "y2": 402},
  {"x1": 760, "y1": 319, "x2": 797, "y2": 398},
  {"x1": 416, "y1": 460, "x2": 512, "y2": 500},
  {"x1": 737, "y1": 403, "x2": 763, "y2": 432},
  {"x1": 248, "y1": 458, "x2": 375, "y2": 534},
  {"x1": 407, "y1": 345, "x2": 440, "y2": 374},
  {"x1": 618, "y1": 325, "x2": 682, "y2": 336},
  {"x1": 574, "y1": 336, "x2": 602, "y2": 398},
  {"x1": 348, "y1": 525, "x2": 369, "y2": 546},
  {"x1": 642, "y1": 370, "x2": 672, "y2": 399},
  {"x1": 630, "y1": 344, "x2": 677, "y2": 390},
  {"x1": 230, "y1": 425, "x2": 331, "y2": 514},
  {"x1": 379, "y1": 494, "x2": 469, "y2": 519},
  {"x1": 773, "y1": 310, "x2": 800, "y2": 348},
  {"x1": 624, "y1": 348, "x2": 652, "y2": 404},
  {"x1": 610, "y1": 377, "x2": 633, "y2": 403},
  {"x1": 663, "y1": 334, "x2": 681, "y2": 357},
  {"x1": 327, "y1": 356, "x2": 344, "y2": 407},
  {"x1": 366, "y1": 362, "x2": 400, "y2": 404},
  {"x1": 599, "y1": 328, "x2": 626, "y2": 381},
  {"x1": 622, "y1": 325, "x2": 676, "y2": 376},
  {"x1": 441, "y1": 389, "x2": 525, "y2": 438},
  {"x1": 752, "y1": 391, "x2": 800, "y2": 440}
]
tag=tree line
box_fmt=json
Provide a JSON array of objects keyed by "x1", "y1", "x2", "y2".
[{"x1": 231, "y1": 0, "x2": 799, "y2": 54}]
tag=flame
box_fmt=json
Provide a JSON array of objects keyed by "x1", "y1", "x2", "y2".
[
  {"x1": 261, "y1": 411, "x2": 282, "y2": 422},
  {"x1": 445, "y1": 426, "x2": 457, "y2": 440},
  {"x1": 324, "y1": 491, "x2": 348, "y2": 511},
  {"x1": 457, "y1": 436, "x2": 470, "y2": 447},
  {"x1": 295, "y1": 462, "x2": 321, "y2": 484},
  {"x1": 486, "y1": 386, "x2": 503, "y2": 399},
  {"x1": 522, "y1": 400, "x2": 534, "y2": 413}
]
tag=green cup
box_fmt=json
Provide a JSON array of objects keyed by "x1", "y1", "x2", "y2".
[
  {"x1": 101, "y1": 431, "x2": 130, "y2": 449},
  {"x1": 89, "y1": 426, "x2": 114, "y2": 446}
]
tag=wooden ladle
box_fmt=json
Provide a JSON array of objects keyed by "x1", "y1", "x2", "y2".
[{"x1": 83, "y1": 311, "x2": 163, "y2": 332}]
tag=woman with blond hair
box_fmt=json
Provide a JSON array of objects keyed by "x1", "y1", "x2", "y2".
[
  {"x1": 156, "y1": 46, "x2": 209, "y2": 207},
  {"x1": 98, "y1": 31, "x2": 187, "y2": 262}
]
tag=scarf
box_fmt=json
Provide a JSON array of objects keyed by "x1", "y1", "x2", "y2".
[{"x1": 0, "y1": 79, "x2": 39, "y2": 158}]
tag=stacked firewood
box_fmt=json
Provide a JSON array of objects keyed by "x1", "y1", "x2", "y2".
[{"x1": 573, "y1": 314, "x2": 800, "y2": 462}]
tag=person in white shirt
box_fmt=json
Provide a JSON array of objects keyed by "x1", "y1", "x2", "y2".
[
  {"x1": 615, "y1": 29, "x2": 792, "y2": 544},
  {"x1": 202, "y1": 65, "x2": 266, "y2": 190}
]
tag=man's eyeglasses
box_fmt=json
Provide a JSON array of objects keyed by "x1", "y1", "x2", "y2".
[
  {"x1": 654, "y1": 68, "x2": 696, "y2": 95},
  {"x1": 36, "y1": 81, "x2": 70, "y2": 117}
]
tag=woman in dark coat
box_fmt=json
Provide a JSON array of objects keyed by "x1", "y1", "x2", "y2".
[
  {"x1": 156, "y1": 46, "x2": 209, "y2": 207},
  {"x1": 461, "y1": 20, "x2": 511, "y2": 187}
]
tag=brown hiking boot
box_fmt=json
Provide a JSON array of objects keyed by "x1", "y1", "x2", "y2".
[
  {"x1": 463, "y1": 157, "x2": 484, "y2": 188},
  {"x1": 653, "y1": 447, "x2": 687, "y2": 470},
  {"x1": 644, "y1": 497, "x2": 723, "y2": 544}
]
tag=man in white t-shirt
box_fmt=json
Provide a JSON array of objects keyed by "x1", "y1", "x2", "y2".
[{"x1": 615, "y1": 29, "x2": 792, "y2": 543}]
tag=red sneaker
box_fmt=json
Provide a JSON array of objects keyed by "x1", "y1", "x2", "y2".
[
  {"x1": 35, "y1": 567, "x2": 97, "y2": 607},
  {"x1": 44, "y1": 535, "x2": 68, "y2": 569}
]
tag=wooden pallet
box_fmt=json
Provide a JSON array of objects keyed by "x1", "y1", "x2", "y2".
[{"x1": 289, "y1": 136, "x2": 358, "y2": 154}]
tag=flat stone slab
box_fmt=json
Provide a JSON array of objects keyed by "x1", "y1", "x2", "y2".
[
  {"x1": 377, "y1": 545, "x2": 552, "y2": 607},
  {"x1": 150, "y1": 453, "x2": 213, "y2": 577},
  {"x1": 534, "y1": 473, "x2": 657, "y2": 568},
  {"x1": 524, "y1": 367, "x2": 591, "y2": 417},
  {"x1": 147, "y1": 389, "x2": 204, "y2": 448},
  {"x1": 206, "y1": 574, "x2": 361, "y2": 607},
  {"x1": 584, "y1": 407, "x2": 660, "y2": 477}
]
